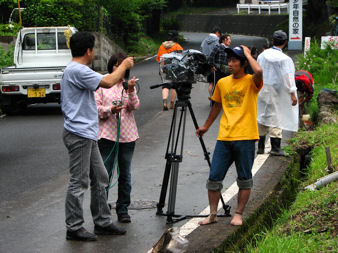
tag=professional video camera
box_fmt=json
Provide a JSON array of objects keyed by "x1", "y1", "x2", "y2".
[{"x1": 159, "y1": 49, "x2": 211, "y2": 84}]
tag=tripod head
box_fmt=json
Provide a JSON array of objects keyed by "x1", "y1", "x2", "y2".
[{"x1": 150, "y1": 82, "x2": 192, "y2": 102}]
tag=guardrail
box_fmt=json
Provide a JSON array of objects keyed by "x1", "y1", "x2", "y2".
[{"x1": 237, "y1": 3, "x2": 289, "y2": 15}]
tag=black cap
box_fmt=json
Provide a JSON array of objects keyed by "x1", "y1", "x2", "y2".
[
  {"x1": 168, "y1": 30, "x2": 179, "y2": 39},
  {"x1": 224, "y1": 46, "x2": 246, "y2": 60},
  {"x1": 273, "y1": 30, "x2": 287, "y2": 41}
]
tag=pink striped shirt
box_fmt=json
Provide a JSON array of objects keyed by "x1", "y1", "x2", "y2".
[{"x1": 95, "y1": 82, "x2": 140, "y2": 143}]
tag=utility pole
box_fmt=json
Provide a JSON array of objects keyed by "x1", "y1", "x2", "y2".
[{"x1": 17, "y1": 0, "x2": 22, "y2": 26}]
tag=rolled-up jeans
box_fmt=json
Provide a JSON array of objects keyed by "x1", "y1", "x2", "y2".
[{"x1": 63, "y1": 129, "x2": 112, "y2": 232}]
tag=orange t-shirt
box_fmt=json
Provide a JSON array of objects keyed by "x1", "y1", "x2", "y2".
[{"x1": 156, "y1": 42, "x2": 183, "y2": 62}]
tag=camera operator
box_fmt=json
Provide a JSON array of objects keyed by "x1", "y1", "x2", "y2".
[
  {"x1": 156, "y1": 30, "x2": 183, "y2": 110},
  {"x1": 95, "y1": 52, "x2": 140, "y2": 224},
  {"x1": 196, "y1": 45, "x2": 263, "y2": 226},
  {"x1": 61, "y1": 32, "x2": 133, "y2": 241}
]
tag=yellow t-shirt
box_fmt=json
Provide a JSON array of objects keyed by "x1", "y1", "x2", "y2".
[{"x1": 211, "y1": 74, "x2": 262, "y2": 141}]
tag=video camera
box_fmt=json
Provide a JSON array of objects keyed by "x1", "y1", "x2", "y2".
[{"x1": 159, "y1": 49, "x2": 211, "y2": 84}]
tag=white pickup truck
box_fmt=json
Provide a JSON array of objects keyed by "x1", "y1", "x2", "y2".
[{"x1": 0, "y1": 26, "x2": 77, "y2": 114}]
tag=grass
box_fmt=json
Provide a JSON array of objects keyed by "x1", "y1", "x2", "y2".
[
  {"x1": 238, "y1": 122, "x2": 338, "y2": 253},
  {"x1": 245, "y1": 182, "x2": 337, "y2": 253},
  {"x1": 296, "y1": 41, "x2": 338, "y2": 122}
]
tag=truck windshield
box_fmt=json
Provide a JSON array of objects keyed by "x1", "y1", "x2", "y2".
[{"x1": 22, "y1": 32, "x2": 68, "y2": 50}]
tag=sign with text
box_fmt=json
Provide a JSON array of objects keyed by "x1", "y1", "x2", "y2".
[
  {"x1": 304, "y1": 37, "x2": 310, "y2": 56},
  {"x1": 289, "y1": 0, "x2": 303, "y2": 50}
]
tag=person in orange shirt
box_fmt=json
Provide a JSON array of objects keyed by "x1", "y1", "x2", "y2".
[{"x1": 156, "y1": 30, "x2": 183, "y2": 110}]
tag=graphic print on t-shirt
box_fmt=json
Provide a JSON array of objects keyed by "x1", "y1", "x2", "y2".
[{"x1": 224, "y1": 90, "x2": 244, "y2": 108}]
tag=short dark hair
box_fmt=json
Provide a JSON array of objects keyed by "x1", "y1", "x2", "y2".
[
  {"x1": 212, "y1": 26, "x2": 221, "y2": 34},
  {"x1": 272, "y1": 39, "x2": 287, "y2": 46},
  {"x1": 107, "y1": 52, "x2": 127, "y2": 73},
  {"x1": 219, "y1": 34, "x2": 230, "y2": 43},
  {"x1": 227, "y1": 54, "x2": 247, "y2": 67},
  {"x1": 70, "y1": 32, "x2": 95, "y2": 57},
  {"x1": 262, "y1": 44, "x2": 269, "y2": 49},
  {"x1": 168, "y1": 30, "x2": 179, "y2": 42}
]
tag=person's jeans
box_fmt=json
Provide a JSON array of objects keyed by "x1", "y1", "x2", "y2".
[
  {"x1": 62, "y1": 129, "x2": 112, "y2": 232},
  {"x1": 207, "y1": 140, "x2": 255, "y2": 191},
  {"x1": 98, "y1": 138, "x2": 135, "y2": 215}
]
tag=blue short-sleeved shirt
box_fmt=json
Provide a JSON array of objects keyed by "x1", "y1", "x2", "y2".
[{"x1": 61, "y1": 61, "x2": 103, "y2": 141}]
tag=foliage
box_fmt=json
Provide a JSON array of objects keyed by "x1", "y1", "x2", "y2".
[
  {"x1": 244, "y1": 180, "x2": 338, "y2": 253},
  {"x1": 22, "y1": 0, "x2": 101, "y2": 32},
  {"x1": 288, "y1": 123, "x2": 338, "y2": 183},
  {"x1": 0, "y1": 0, "x2": 170, "y2": 52},
  {"x1": 128, "y1": 36, "x2": 158, "y2": 57},
  {"x1": 104, "y1": 0, "x2": 166, "y2": 50},
  {"x1": 297, "y1": 40, "x2": 338, "y2": 120},
  {"x1": 243, "y1": 120, "x2": 338, "y2": 253},
  {"x1": 161, "y1": 16, "x2": 181, "y2": 31},
  {"x1": 0, "y1": 22, "x2": 21, "y2": 36},
  {"x1": 326, "y1": 0, "x2": 338, "y2": 8},
  {"x1": 0, "y1": 44, "x2": 14, "y2": 68}
]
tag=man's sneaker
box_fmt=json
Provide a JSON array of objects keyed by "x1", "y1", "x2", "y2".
[
  {"x1": 118, "y1": 213, "x2": 131, "y2": 223},
  {"x1": 66, "y1": 227, "x2": 97, "y2": 241},
  {"x1": 94, "y1": 223, "x2": 126, "y2": 235}
]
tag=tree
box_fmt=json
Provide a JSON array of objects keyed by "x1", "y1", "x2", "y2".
[
  {"x1": 22, "y1": 0, "x2": 100, "y2": 31},
  {"x1": 0, "y1": 0, "x2": 20, "y2": 23}
]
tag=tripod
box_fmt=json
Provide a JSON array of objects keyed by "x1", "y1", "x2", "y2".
[{"x1": 152, "y1": 82, "x2": 231, "y2": 224}]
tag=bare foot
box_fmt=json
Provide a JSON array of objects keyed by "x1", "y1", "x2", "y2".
[
  {"x1": 198, "y1": 214, "x2": 218, "y2": 225},
  {"x1": 230, "y1": 213, "x2": 243, "y2": 226}
]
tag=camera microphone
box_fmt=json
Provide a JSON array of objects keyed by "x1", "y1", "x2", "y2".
[
  {"x1": 122, "y1": 69, "x2": 130, "y2": 90},
  {"x1": 124, "y1": 69, "x2": 130, "y2": 79}
]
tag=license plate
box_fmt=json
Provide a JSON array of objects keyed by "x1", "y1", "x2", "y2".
[{"x1": 27, "y1": 88, "x2": 45, "y2": 98}]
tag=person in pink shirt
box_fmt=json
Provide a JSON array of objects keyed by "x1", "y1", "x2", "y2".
[{"x1": 95, "y1": 52, "x2": 140, "y2": 223}]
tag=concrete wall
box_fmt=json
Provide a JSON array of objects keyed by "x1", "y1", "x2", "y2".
[
  {"x1": 177, "y1": 14, "x2": 288, "y2": 38},
  {"x1": 92, "y1": 32, "x2": 124, "y2": 73}
]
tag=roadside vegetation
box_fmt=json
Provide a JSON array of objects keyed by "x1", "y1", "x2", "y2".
[{"x1": 297, "y1": 41, "x2": 338, "y2": 122}]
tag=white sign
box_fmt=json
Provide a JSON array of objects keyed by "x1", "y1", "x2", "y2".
[
  {"x1": 321, "y1": 36, "x2": 338, "y2": 49},
  {"x1": 289, "y1": 0, "x2": 303, "y2": 50},
  {"x1": 304, "y1": 37, "x2": 310, "y2": 56}
]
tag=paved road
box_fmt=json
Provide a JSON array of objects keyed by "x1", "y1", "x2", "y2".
[{"x1": 0, "y1": 33, "x2": 271, "y2": 253}]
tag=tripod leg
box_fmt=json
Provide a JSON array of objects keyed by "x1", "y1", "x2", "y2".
[
  {"x1": 167, "y1": 161, "x2": 179, "y2": 223},
  {"x1": 187, "y1": 102, "x2": 211, "y2": 167},
  {"x1": 157, "y1": 101, "x2": 180, "y2": 215},
  {"x1": 156, "y1": 159, "x2": 172, "y2": 215}
]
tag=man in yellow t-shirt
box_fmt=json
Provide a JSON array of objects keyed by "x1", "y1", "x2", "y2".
[{"x1": 196, "y1": 45, "x2": 263, "y2": 226}]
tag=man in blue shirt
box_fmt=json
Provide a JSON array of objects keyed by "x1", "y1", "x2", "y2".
[{"x1": 61, "y1": 32, "x2": 134, "y2": 241}]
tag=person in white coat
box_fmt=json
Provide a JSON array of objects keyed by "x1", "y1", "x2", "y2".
[{"x1": 256, "y1": 30, "x2": 298, "y2": 156}]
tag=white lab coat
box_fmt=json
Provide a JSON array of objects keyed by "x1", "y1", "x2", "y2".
[{"x1": 257, "y1": 47, "x2": 299, "y2": 132}]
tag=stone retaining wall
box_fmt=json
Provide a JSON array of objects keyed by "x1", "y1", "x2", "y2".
[{"x1": 92, "y1": 32, "x2": 124, "y2": 73}]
